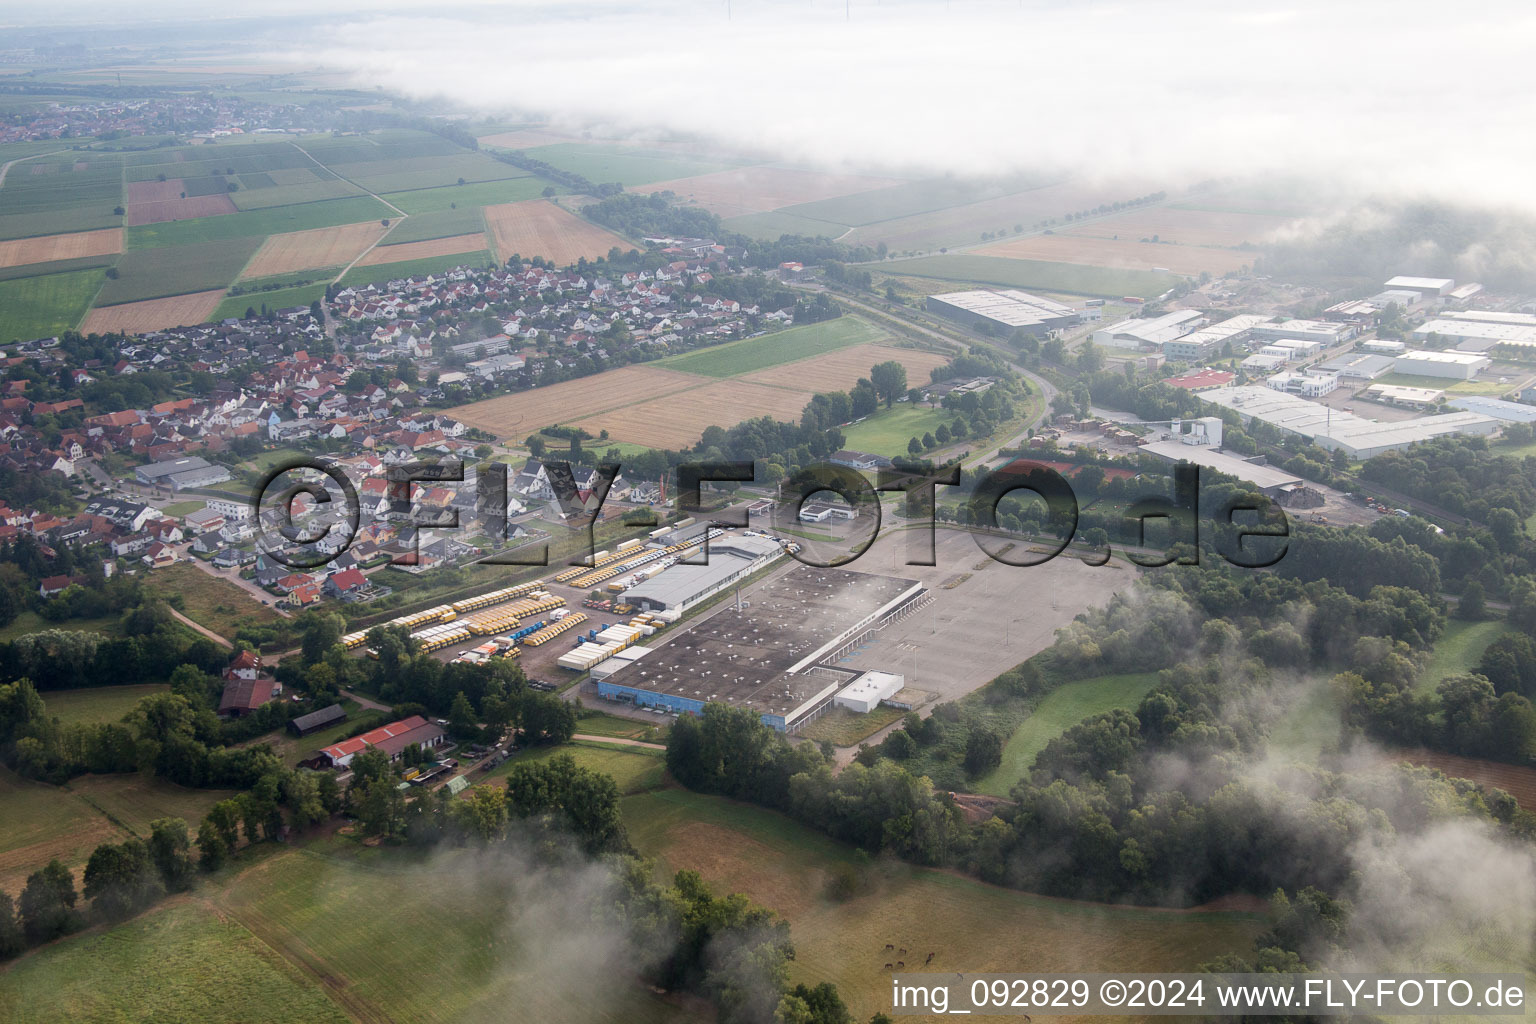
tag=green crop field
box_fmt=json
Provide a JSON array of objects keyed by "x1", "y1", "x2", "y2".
[
  {"x1": 1419, "y1": 618, "x2": 1514, "y2": 693},
  {"x1": 518, "y1": 142, "x2": 737, "y2": 186},
  {"x1": 657, "y1": 316, "x2": 883, "y2": 377},
  {"x1": 840, "y1": 404, "x2": 956, "y2": 456},
  {"x1": 96, "y1": 236, "x2": 262, "y2": 305},
  {"x1": 125, "y1": 195, "x2": 395, "y2": 248},
  {"x1": 778, "y1": 174, "x2": 1046, "y2": 228},
  {"x1": 338, "y1": 249, "x2": 494, "y2": 287},
  {"x1": 147, "y1": 562, "x2": 282, "y2": 640},
  {"x1": 214, "y1": 282, "x2": 328, "y2": 321},
  {"x1": 67, "y1": 774, "x2": 235, "y2": 838},
  {"x1": 0, "y1": 766, "x2": 119, "y2": 895},
  {"x1": 0, "y1": 267, "x2": 103, "y2": 342},
  {"x1": 214, "y1": 840, "x2": 703, "y2": 1024},
  {"x1": 720, "y1": 209, "x2": 850, "y2": 240},
  {"x1": 0, "y1": 206, "x2": 122, "y2": 240},
  {"x1": 887, "y1": 253, "x2": 1178, "y2": 299},
  {"x1": 41, "y1": 684, "x2": 169, "y2": 726},
  {"x1": 330, "y1": 152, "x2": 529, "y2": 194},
  {"x1": 380, "y1": 204, "x2": 487, "y2": 244},
  {"x1": 975, "y1": 672, "x2": 1161, "y2": 798},
  {"x1": 0, "y1": 253, "x2": 118, "y2": 282},
  {"x1": 0, "y1": 155, "x2": 122, "y2": 216},
  {"x1": 382, "y1": 177, "x2": 555, "y2": 214},
  {"x1": 0, "y1": 902, "x2": 353, "y2": 1024},
  {"x1": 624, "y1": 787, "x2": 1261, "y2": 1021},
  {"x1": 228, "y1": 178, "x2": 364, "y2": 211}
]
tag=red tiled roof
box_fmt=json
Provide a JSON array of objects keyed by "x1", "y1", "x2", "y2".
[{"x1": 319, "y1": 716, "x2": 431, "y2": 761}]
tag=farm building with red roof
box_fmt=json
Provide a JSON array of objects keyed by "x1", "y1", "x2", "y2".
[{"x1": 316, "y1": 715, "x2": 446, "y2": 768}]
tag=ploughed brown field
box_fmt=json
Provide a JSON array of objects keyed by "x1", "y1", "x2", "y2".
[
  {"x1": 1398, "y1": 749, "x2": 1536, "y2": 810},
  {"x1": 238, "y1": 221, "x2": 389, "y2": 280},
  {"x1": 354, "y1": 232, "x2": 487, "y2": 266},
  {"x1": 79, "y1": 290, "x2": 225, "y2": 335},
  {"x1": 633, "y1": 166, "x2": 904, "y2": 217},
  {"x1": 0, "y1": 227, "x2": 122, "y2": 269},
  {"x1": 126, "y1": 194, "x2": 238, "y2": 226},
  {"x1": 482, "y1": 199, "x2": 630, "y2": 265},
  {"x1": 975, "y1": 233, "x2": 1255, "y2": 276}
]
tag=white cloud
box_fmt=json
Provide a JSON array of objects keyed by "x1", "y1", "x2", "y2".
[{"x1": 257, "y1": 0, "x2": 1536, "y2": 205}]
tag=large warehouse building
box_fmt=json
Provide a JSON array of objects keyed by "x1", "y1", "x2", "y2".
[
  {"x1": 1393, "y1": 349, "x2": 1492, "y2": 379},
  {"x1": 1093, "y1": 309, "x2": 1203, "y2": 350},
  {"x1": 1198, "y1": 386, "x2": 1498, "y2": 459},
  {"x1": 621, "y1": 534, "x2": 783, "y2": 614},
  {"x1": 925, "y1": 289, "x2": 1080, "y2": 336},
  {"x1": 597, "y1": 565, "x2": 924, "y2": 730}
]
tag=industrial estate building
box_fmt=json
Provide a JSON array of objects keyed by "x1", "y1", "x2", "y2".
[
  {"x1": 597, "y1": 565, "x2": 925, "y2": 731},
  {"x1": 1093, "y1": 309, "x2": 1203, "y2": 349},
  {"x1": 621, "y1": 534, "x2": 783, "y2": 614},
  {"x1": 134, "y1": 456, "x2": 233, "y2": 491},
  {"x1": 1138, "y1": 440, "x2": 1304, "y2": 497},
  {"x1": 1197, "y1": 386, "x2": 1498, "y2": 459},
  {"x1": 925, "y1": 289, "x2": 1080, "y2": 335},
  {"x1": 1161, "y1": 313, "x2": 1272, "y2": 362},
  {"x1": 1446, "y1": 396, "x2": 1536, "y2": 423},
  {"x1": 1393, "y1": 350, "x2": 1491, "y2": 379}
]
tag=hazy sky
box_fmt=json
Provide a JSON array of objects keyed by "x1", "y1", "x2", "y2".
[
  {"x1": 270, "y1": 0, "x2": 1536, "y2": 204},
  {"x1": 16, "y1": 1, "x2": 1536, "y2": 205}
]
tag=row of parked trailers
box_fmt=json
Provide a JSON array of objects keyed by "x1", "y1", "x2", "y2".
[
  {"x1": 522, "y1": 612, "x2": 588, "y2": 647},
  {"x1": 567, "y1": 529, "x2": 722, "y2": 591},
  {"x1": 554, "y1": 617, "x2": 663, "y2": 672},
  {"x1": 342, "y1": 585, "x2": 568, "y2": 656}
]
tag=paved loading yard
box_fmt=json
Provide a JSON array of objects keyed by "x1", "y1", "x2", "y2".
[{"x1": 826, "y1": 525, "x2": 1138, "y2": 703}]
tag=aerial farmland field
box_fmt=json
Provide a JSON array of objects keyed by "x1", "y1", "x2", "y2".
[
  {"x1": 0, "y1": 267, "x2": 104, "y2": 341},
  {"x1": 657, "y1": 316, "x2": 885, "y2": 377},
  {"x1": 237, "y1": 220, "x2": 388, "y2": 280},
  {"x1": 79, "y1": 289, "x2": 226, "y2": 335},
  {"x1": 0, "y1": 226, "x2": 121, "y2": 269},
  {"x1": 378, "y1": 204, "x2": 487, "y2": 244},
  {"x1": 519, "y1": 142, "x2": 740, "y2": 186},
  {"x1": 624, "y1": 787, "x2": 1262, "y2": 1023},
  {"x1": 736, "y1": 342, "x2": 951, "y2": 391},
  {"x1": 0, "y1": 902, "x2": 354, "y2": 1024},
  {"x1": 481, "y1": 198, "x2": 629, "y2": 263},
  {"x1": 124, "y1": 195, "x2": 396, "y2": 248},
  {"x1": 352, "y1": 231, "x2": 486, "y2": 267},
  {"x1": 887, "y1": 253, "x2": 1179, "y2": 298},
  {"x1": 381, "y1": 176, "x2": 556, "y2": 214},
  {"x1": 631, "y1": 165, "x2": 904, "y2": 217},
  {"x1": 96, "y1": 236, "x2": 262, "y2": 304},
  {"x1": 976, "y1": 233, "x2": 1255, "y2": 276},
  {"x1": 449, "y1": 365, "x2": 709, "y2": 437}
]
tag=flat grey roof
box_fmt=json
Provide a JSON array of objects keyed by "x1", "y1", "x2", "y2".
[
  {"x1": 603, "y1": 565, "x2": 922, "y2": 718},
  {"x1": 1139, "y1": 441, "x2": 1303, "y2": 491}
]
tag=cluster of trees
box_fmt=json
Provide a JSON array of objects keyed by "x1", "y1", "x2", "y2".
[
  {"x1": 488, "y1": 148, "x2": 621, "y2": 197},
  {"x1": 1361, "y1": 435, "x2": 1536, "y2": 524},
  {"x1": 0, "y1": 817, "x2": 193, "y2": 959}
]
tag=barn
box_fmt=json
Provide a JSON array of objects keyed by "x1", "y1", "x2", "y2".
[
  {"x1": 316, "y1": 715, "x2": 447, "y2": 768},
  {"x1": 288, "y1": 703, "x2": 347, "y2": 737}
]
